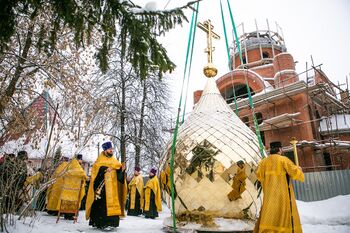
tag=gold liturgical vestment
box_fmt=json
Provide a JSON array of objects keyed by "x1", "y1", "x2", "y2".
[
  {"x1": 254, "y1": 154, "x2": 304, "y2": 233},
  {"x1": 46, "y1": 161, "x2": 69, "y2": 211},
  {"x1": 85, "y1": 152, "x2": 127, "y2": 220},
  {"x1": 144, "y1": 176, "x2": 162, "y2": 212},
  {"x1": 26, "y1": 170, "x2": 43, "y2": 189},
  {"x1": 46, "y1": 159, "x2": 87, "y2": 211},
  {"x1": 129, "y1": 175, "x2": 144, "y2": 210}
]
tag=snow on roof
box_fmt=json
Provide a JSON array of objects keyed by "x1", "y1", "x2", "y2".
[{"x1": 0, "y1": 129, "x2": 104, "y2": 163}]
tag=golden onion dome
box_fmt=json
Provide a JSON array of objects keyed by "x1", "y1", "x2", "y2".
[{"x1": 162, "y1": 78, "x2": 264, "y2": 231}]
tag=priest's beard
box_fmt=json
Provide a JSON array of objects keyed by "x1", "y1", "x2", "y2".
[
  {"x1": 105, "y1": 152, "x2": 113, "y2": 157},
  {"x1": 149, "y1": 174, "x2": 155, "y2": 179}
]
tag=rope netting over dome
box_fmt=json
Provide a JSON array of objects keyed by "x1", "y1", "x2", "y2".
[
  {"x1": 161, "y1": 78, "x2": 263, "y2": 230},
  {"x1": 162, "y1": 1, "x2": 267, "y2": 231},
  {"x1": 182, "y1": 78, "x2": 262, "y2": 166}
]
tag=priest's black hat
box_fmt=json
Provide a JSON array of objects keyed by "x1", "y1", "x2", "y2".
[
  {"x1": 270, "y1": 141, "x2": 282, "y2": 149},
  {"x1": 76, "y1": 154, "x2": 83, "y2": 160},
  {"x1": 102, "y1": 141, "x2": 112, "y2": 151}
]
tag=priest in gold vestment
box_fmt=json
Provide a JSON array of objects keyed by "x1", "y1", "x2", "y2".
[
  {"x1": 143, "y1": 168, "x2": 162, "y2": 219},
  {"x1": 46, "y1": 155, "x2": 87, "y2": 220},
  {"x1": 85, "y1": 142, "x2": 127, "y2": 230},
  {"x1": 127, "y1": 166, "x2": 144, "y2": 216},
  {"x1": 46, "y1": 158, "x2": 69, "y2": 215},
  {"x1": 254, "y1": 141, "x2": 304, "y2": 233}
]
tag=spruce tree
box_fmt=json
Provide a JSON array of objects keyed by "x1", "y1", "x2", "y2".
[
  {"x1": 0, "y1": 0, "x2": 197, "y2": 78},
  {"x1": 0, "y1": 0, "x2": 198, "y2": 117}
]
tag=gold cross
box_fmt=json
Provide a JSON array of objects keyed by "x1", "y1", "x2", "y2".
[{"x1": 197, "y1": 20, "x2": 220, "y2": 64}]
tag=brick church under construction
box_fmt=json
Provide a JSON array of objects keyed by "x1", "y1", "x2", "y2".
[{"x1": 194, "y1": 21, "x2": 350, "y2": 172}]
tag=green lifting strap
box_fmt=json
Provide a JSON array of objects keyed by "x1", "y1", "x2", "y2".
[
  {"x1": 182, "y1": 1, "x2": 200, "y2": 123},
  {"x1": 170, "y1": 2, "x2": 199, "y2": 232},
  {"x1": 226, "y1": 0, "x2": 265, "y2": 158},
  {"x1": 219, "y1": 0, "x2": 239, "y2": 116}
]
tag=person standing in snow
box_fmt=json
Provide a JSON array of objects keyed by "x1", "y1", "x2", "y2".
[
  {"x1": 25, "y1": 167, "x2": 44, "y2": 209},
  {"x1": 46, "y1": 154, "x2": 87, "y2": 220},
  {"x1": 254, "y1": 141, "x2": 304, "y2": 233},
  {"x1": 85, "y1": 141, "x2": 127, "y2": 230},
  {"x1": 127, "y1": 166, "x2": 144, "y2": 216},
  {"x1": 46, "y1": 157, "x2": 69, "y2": 215},
  {"x1": 143, "y1": 168, "x2": 162, "y2": 219}
]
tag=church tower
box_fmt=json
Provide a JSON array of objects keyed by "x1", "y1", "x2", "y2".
[{"x1": 231, "y1": 20, "x2": 298, "y2": 88}]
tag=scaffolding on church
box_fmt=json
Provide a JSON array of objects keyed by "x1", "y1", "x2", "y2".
[{"x1": 220, "y1": 19, "x2": 350, "y2": 172}]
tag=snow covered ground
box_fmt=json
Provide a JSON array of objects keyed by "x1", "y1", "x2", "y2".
[
  {"x1": 297, "y1": 195, "x2": 350, "y2": 233},
  {"x1": 9, "y1": 206, "x2": 171, "y2": 233},
  {"x1": 8, "y1": 195, "x2": 350, "y2": 233}
]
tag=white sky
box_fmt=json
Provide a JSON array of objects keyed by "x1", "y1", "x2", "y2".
[{"x1": 134, "y1": 0, "x2": 350, "y2": 113}]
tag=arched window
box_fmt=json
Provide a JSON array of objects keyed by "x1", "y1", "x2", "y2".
[
  {"x1": 223, "y1": 84, "x2": 255, "y2": 104},
  {"x1": 262, "y1": 51, "x2": 269, "y2": 58},
  {"x1": 242, "y1": 116, "x2": 249, "y2": 127},
  {"x1": 323, "y1": 152, "x2": 332, "y2": 171},
  {"x1": 256, "y1": 112, "x2": 263, "y2": 124},
  {"x1": 234, "y1": 84, "x2": 254, "y2": 100}
]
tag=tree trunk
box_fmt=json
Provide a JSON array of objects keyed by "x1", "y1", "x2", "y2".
[
  {"x1": 135, "y1": 79, "x2": 147, "y2": 166},
  {"x1": 0, "y1": 10, "x2": 37, "y2": 117},
  {"x1": 120, "y1": 59, "x2": 126, "y2": 163}
]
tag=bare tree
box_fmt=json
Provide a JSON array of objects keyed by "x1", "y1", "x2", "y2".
[
  {"x1": 130, "y1": 74, "x2": 172, "y2": 169},
  {"x1": 0, "y1": 4, "x2": 94, "y2": 142},
  {"x1": 89, "y1": 46, "x2": 172, "y2": 173},
  {"x1": 0, "y1": 0, "x2": 197, "y2": 118}
]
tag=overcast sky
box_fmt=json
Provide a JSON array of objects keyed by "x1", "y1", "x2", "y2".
[{"x1": 134, "y1": 0, "x2": 350, "y2": 112}]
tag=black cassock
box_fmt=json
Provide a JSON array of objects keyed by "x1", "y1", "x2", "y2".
[
  {"x1": 143, "y1": 190, "x2": 158, "y2": 219},
  {"x1": 89, "y1": 166, "x2": 124, "y2": 229},
  {"x1": 127, "y1": 189, "x2": 142, "y2": 216}
]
